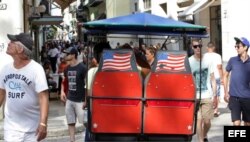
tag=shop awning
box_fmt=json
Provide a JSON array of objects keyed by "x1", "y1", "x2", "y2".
[
  {"x1": 53, "y1": 0, "x2": 76, "y2": 10},
  {"x1": 30, "y1": 16, "x2": 63, "y2": 25}
]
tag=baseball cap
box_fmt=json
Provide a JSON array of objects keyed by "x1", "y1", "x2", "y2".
[
  {"x1": 7, "y1": 33, "x2": 33, "y2": 51},
  {"x1": 234, "y1": 37, "x2": 250, "y2": 47},
  {"x1": 63, "y1": 47, "x2": 78, "y2": 55}
]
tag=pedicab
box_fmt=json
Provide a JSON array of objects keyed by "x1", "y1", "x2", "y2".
[{"x1": 83, "y1": 13, "x2": 208, "y2": 141}]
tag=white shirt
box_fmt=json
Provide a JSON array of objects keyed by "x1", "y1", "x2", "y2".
[
  {"x1": 204, "y1": 52, "x2": 222, "y2": 79},
  {"x1": 0, "y1": 60, "x2": 48, "y2": 132}
]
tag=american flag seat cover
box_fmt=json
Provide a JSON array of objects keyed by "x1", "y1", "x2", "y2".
[
  {"x1": 98, "y1": 49, "x2": 138, "y2": 72},
  {"x1": 153, "y1": 51, "x2": 191, "y2": 73},
  {"x1": 143, "y1": 50, "x2": 196, "y2": 135}
]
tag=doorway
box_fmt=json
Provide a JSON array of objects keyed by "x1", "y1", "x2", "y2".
[{"x1": 210, "y1": 5, "x2": 222, "y2": 56}]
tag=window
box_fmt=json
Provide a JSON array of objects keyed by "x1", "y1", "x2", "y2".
[
  {"x1": 160, "y1": 3, "x2": 167, "y2": 14},
  {"x1": 145, "y1": 10, "x2": 151, "y2": 14},
  {"x1": 143, "y1": 0, "x2": 151, "y2": 9},
  {"x1": 134, "y1": 2, "x2": 138, "y2": 12}
]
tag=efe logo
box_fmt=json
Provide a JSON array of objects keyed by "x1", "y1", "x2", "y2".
[
  {"x1": 224, "y1": 126, "x2": 250, "y2": 142},
  {"x1": 228, "y1": 130, "x2": 246, "y2": 137}
]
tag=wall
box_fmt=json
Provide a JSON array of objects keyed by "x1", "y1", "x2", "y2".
[
  {"x1": 106, "y1": 0, "x2": 136, "y2": 49},
  {"x1": 194, "y1": 0, "x2": 221, "y2": 54},
  {"x1": 0, "y1": 0, "x2": 24, "y2": 75},
  {"x1": 221, "y1": 0, "x2": 250, "y2": 62},
  {"x1": 0, "y1": 0, "x2": 24, "y2": 119},
  {"x1": 106, "y1": 0, "x2": 131, "y2": 18}
]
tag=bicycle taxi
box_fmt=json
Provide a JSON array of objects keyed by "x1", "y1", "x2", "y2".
[{"x1": 83, "y1": 13, "x2": 208, "y2": 142}]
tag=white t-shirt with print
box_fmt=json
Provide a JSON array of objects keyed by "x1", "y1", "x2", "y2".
[
  {"x1": 189, "y1": 55, "x2": 214, "y2": 99},
  {"x1": 204, "y1": 52, "x2": 222, "y2": 79},
  {"x1": 0, "y1": 60, "x2": 48, "y2": 132}
]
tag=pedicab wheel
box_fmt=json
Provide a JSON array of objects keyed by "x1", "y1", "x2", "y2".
[
  {"x1": 89, "y1": 133, "x2": 96, "y2": 141},
  {"x1": 186, "y1": 135, "x2": 192, "y2": 142}
]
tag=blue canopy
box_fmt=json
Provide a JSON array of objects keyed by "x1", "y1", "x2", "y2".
[{"x1": 83, "y1": 13, "x2": 207, "y2": 37}]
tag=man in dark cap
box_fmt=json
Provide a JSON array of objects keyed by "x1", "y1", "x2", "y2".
[
  {"x1": 224, "y1": 37, "x2": 250, "y2": 126},
  {"x1": 0, "y1": 33, "x2": 49, "y2": 141},
  {"x1": 60, "y1": 46, "x2": 87, "y2": 142}
]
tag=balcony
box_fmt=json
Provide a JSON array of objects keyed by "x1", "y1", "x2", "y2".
[
  {"x1": 88, "y1": 0, "x2": 103, "y2": 7},
  {"x1": 29, "y1": 16, "x2": 63, "y2": 25}
]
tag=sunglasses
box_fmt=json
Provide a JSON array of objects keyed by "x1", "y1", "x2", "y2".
[
  {"x1": 235, "y1": 45, "x2": 240, "y2": 49},
  {"x1": 193, "y1": 45, "x2": 202, "y2": 49}
]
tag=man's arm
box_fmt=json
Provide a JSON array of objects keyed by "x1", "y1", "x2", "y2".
[
  {"x1": 36, "y1": 90, "x2": 49, "y2": 141},
  {"x1": 223, "y1": 71, "x2": 230, "y2": 103},
  {"x1": 210, "y1": 72, "x2": 217, "y2": 107},
  {"x1": 0, "y1": 88, "x2": 5, "y2": 107},
  {"x1": 60, "y1": 77, "x2": 67, "y2": 102},
  {"x1": 39, "y1": 90, "x2": 49, "y2": 125}
]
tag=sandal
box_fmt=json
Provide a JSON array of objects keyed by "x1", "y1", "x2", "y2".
[{"x1": 214, "y1": 112, "x2": 220, "y2": 117}]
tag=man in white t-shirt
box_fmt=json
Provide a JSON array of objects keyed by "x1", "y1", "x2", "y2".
[
  {"x1": 0, "y1": 33, "x2": 49, "y2": 141},
  {"x1": 189, "y1": 39, "x2": 216, "y2": 142},
  {"x1": 204, "y1": 42, "x2": 223, "y2": 117}
]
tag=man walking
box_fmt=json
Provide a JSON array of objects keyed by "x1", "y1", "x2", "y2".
[
  {"x1": 205, "y1": 42, "x2": 223, "y2": 117},
  {"x1": 0, "y1": 33, "x2": 49, "y2": 141},
  {"x1": 60, "y1": 46, "x2": 87, "y2": 142},
  {"x1": 189, "y1": 39, "x2": 216, "y2": 142},
  {"x1": 224, "y1": 37, "x2": 250, "y2": 126}
]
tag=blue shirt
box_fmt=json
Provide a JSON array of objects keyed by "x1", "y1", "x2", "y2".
[{"x1": 226, "y1": 56, "x2": 250, "y2": 98}]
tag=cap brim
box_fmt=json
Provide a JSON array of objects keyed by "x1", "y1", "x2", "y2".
[
  {"x1": 234, "y1": 37, "x2": 241, "y2": 43},
  {"x1": 7, "y1": 34, "x2": 17, "y2": 41}
]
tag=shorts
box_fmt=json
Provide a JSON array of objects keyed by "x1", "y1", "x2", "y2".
[
  {"x1": 4, "y1": 130, "x2": 37, "y2": 142},
  {"x1": 65, "y1": 99, "x2": 85, "y2": 124},
  {"x1": 197, "y1": 98, "x2": 214, "y2": 120},
  {"x1": 228, "y1": 96, "x2": 250, "y2": 122}
]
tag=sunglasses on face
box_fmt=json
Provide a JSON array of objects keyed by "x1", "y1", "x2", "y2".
[
  {"x1": 235, "y1": 45, "x2": 244, "y2": 49},
  {"x1": 193, "y1": 45, "x2": 202, "y2": 49}
]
